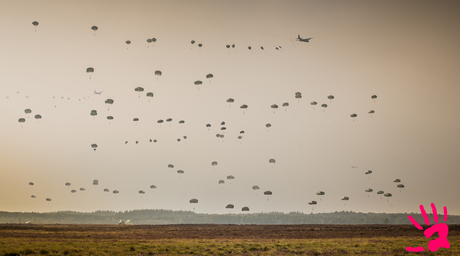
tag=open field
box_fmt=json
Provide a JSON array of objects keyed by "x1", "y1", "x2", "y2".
[{"x1": 0, "y1": 224, "x2": 459, "y2": 255}]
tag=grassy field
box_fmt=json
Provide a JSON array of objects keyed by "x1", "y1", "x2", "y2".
[{"x1": 0, "y1": 224, "x2": 459, "y2": 255}]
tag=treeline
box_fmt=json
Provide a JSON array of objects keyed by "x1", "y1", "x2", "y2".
[{"x1": 0, "y1": 209, "x2": 458, "y2": 225}]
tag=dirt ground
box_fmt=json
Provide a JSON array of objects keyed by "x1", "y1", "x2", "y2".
[{"x1": 1, "y1": 224, "x2": 459, "y2": 240}]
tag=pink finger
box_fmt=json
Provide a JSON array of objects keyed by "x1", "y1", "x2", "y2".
[
  {"x1": 431, "y1": 203, "x2": 438, "y2": 224},
  {"x1": 408, "y1": 215, "x2": 423, "y2": 230},
  {"x1": 420, "y1": 205, "x2": 430, "y2": 225},
  {"x1": 444, "y1": 206, "x2": 448, "y2": 221}
]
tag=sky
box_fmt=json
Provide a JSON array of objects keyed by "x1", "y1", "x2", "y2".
[{"x1": 1, "y1": 0, "x2": 459, "y2": 215}]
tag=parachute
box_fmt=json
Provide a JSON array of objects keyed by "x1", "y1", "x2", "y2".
[
  {"x1": 252, "y1": 185, "x2": 260, "y2": 190},
  {"x1": 227, "y1": 175, "x2": 235, "y2": 180},
  {"x1": 350, "y1": 113, "x2": 357, "y2": 118},
  {"x1": 242, "y1": 207, "x2": 249, "y2": 212},
  {"x1": 25, "y1": 109, "x2": 32, "y2": 114},
  {"x1": 86, "y1": 67, "x2": 94, "y2": 79},
  {"x1": 32, "y1": 21, "x2": 39, "y2": 27},
  {"x1": 189, "y1": 198, "x2": 198, "y2": 203},
  {"x1": 166, "y1": 118, "x2": 172, "y2": 122},
  {"x1": 266, "y1": 123, "x2": 271, "y2": 129},
  {"x1": 179, "y1": 120, "x2": 185, "y2": 124},
  {"x1": 139, "y1": 190, "x2": 145, "y2": 194},
  {"x1": 46, "y1": 198, "x2": 52, "y2": 202},
  {"x1": 65, "y1": 182, "x2": 71, "y2": 186},
  {"x1": 397, "y1": 184, "x2": 405, "y2": 188},
  {"x1": 126, "y1": 40, "x2": 131, "y2": 45},
  {"x1": 134, "y1": 87, "x2": 144, "y2": 92},
  {"x1": 384, "y1": 193, "x2": 392, "y2": 197},
  {"x1": 218, "y1": 180, "x2": 224, "y2": 184},
  {"x1": 341, "y1": 196, "x2": 349, "y2": 200},
  {"x1": 295, "y1": 92, "x2": 302, "y2": 101},
  {"x1": 157, "y1": 119, "x2": 164, "y2": 123},
  {"x1": 113, "y1": 190, "x2": 119, "y2": 194},
  {"x1": 191, "y1": 40, "x2": 195, "y2": 44},
  {"x1": 310, "y1": 101, "x2": 317, "y2": 106},
  {"x1": 71, "y1": 190, "x2": 76, "y2": 193},
  {"x1": 91, "y1": 144, "x2": 98, "y2": 151},
  {"x1": 308, "y1": 201, "x2": 317, "y2": 205},
  {"x1": 105, "y1": 99, "x2": 114, "y2": 105},
  {"x1": 321, "y1": 104, "x2": 327, "y2": 108},
  {"x1": 376, "y1": 190, "x2": 384, "y2": 195},
  {"x1": 371, "y1": 95, "x2": 377, "y2": 99},
  {"x1": 93, "y1": 180, "x2": 99, "y2": 185},
  {"x1": 269, "y1": 158, "x2": 276, "y2": 164},
  {"x1": 29, "y1": 182, "x2": 34, "y2": 186},
  {"x1": 19, "y1": 118, "x2": 26, "y2": 123},
  {"x1": 168, "y1": 164, "x2": 174, "y2": 168},
  {"x1": 177, "y1": 170, "x2": 184, "y2": 174},
  {"x1": 212, "y1": 161, "x2": 218, "y2": 166},
  {"x1": 91, "y1": 26, "x2": 98, "y2": 31},
  {"x1": 104, "y1": 189, "x2": 110, "y2": 192},
  {"x1": 80, "y1": 188, "x2": 86, "y2": 191},
  {"x1": 31, "y1": 195, "x2": 36, "y2": 198},
  {"x1": 34, "y1": 114, "x2": 42, "y2": 120},
  {"x1": 393, "y1": 179, "x2": 401, "y2": 183},
  {"x1": 155, "y1": 70, "x2": 162, "y2": 76},
  {"x1": 206, "y1": 74, "x2": 213, "y2": 82},
  {"x1": 271, "y1": 104, "x2": 278, "y2": 109},
  {"x1": 365, "y1": 188, "x2": 373, "y2": 192},
  {"x1": 327, "y1": 95, "x2": 334, "y2": 100},
  {"x1": 316, "y1": 191, "x2": 325, "y2": 195},
  {"x1": 107, "y1": 116, "x2": 114, "y2": 120},
  {"x1": 150, "y1": 185, "x2": 157, "y2": 189},
  {"x1": 264, "y1": 191, "x2": 272, "y2": 195},
  {"x1": 365, "y1": 170, "x2": 372, "y2": 175},
  {"x1": 282, "y1": 102, "x2": 289, "y2": 110},
  {"x1": 90, "y1": 110, "x2": 97, "y2": 116},
  {"x1": 146, "y1": 92, "x2": 154, "y2": 97},
  {"x1": 368, "y1": 110, "x2": 375, "y2": 114},
  {"x1": 226, "y1": 204, "x2": 234, "y2": 209},
  {"x1": 194, "y1": 80, "x2": 202, "y2": 85}
]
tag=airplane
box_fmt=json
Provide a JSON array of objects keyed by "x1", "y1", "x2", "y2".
[
  {"x1": 297, "y1": 35, "x2": 312, "y2": 42},
  {"x1": 94, "y1": 90, "x2": 103, "y2": 95}
]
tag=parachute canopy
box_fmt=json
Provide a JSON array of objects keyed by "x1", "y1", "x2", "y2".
[
  {"x1": 308, "y1": 201, "x2": 317, "y2": 205},
  {"x1": 225, "y1": 204, "x2": 234, "y2": 209},
  {"x1": 264, "y1": 191, "x2": 272, "y2": 195},
  {"x1": 189, "y1": 198, "x2": 198, "y2": 203},
  {"x1": 91, "y1": 26, "x2": 98, "y2": 31},
  {"x1": 316, "y1": 191, "x2": 325, "y2": 195},
  {"x1": 252, "y1": 185, "x2": 260, "y2": 190},
  {"x1": 105, "y1": 99, "x2": 114, "y2": 104},
  {"x1": 393, "y1": 179, "x2": 401, "y2": 183},
  {"x1": 341, "y1": 196, "x2": 349, "y2": 200},
  {"x1": 269, "y1": 159, "x2": 276, "y2": 164},
  {"x1": 242, "y1": 207, "x2": 249, "y2": 211}
]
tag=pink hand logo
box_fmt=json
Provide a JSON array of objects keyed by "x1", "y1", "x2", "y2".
[{"x1": 406, "y1": 203, "x2": 450, "y2": 252}]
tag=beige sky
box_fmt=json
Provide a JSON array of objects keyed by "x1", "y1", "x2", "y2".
[{"x1": 0, "y1": 0, "x2": 459, "y2": 215}]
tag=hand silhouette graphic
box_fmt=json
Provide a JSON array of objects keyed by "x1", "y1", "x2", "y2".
[{"x1": 406, "y1": 203, "x2": 450, "y2": 252}]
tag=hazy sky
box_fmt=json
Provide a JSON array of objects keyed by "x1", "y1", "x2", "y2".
[{"x1": 1, "y1": 0, "x2": 459, "y2": 215}]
